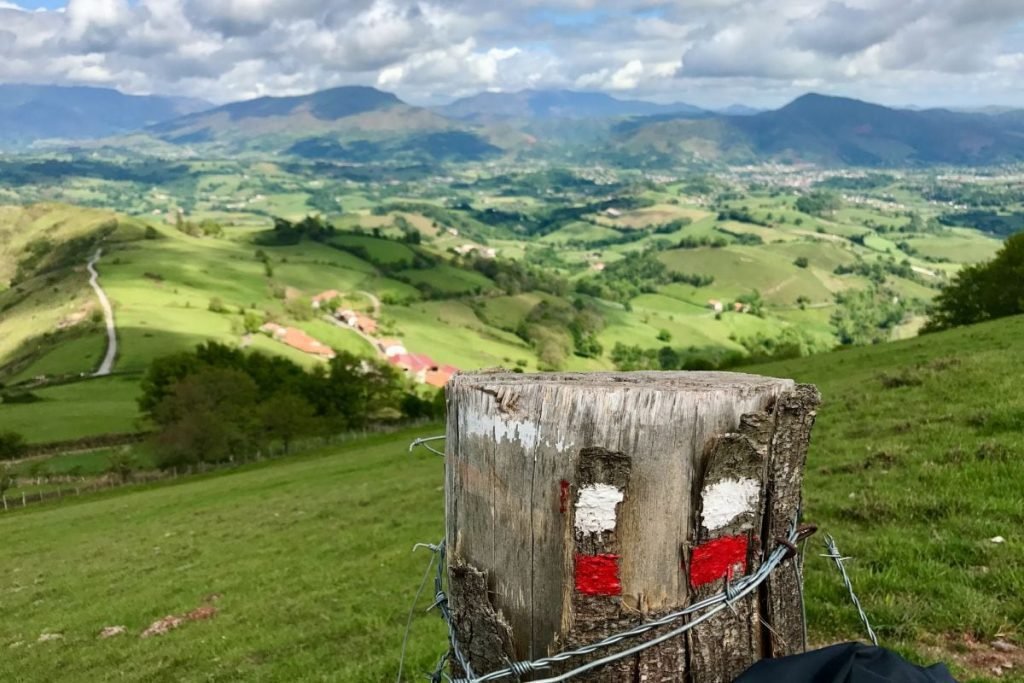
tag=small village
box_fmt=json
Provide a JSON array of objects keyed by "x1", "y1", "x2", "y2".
[{"x1": 259, "y1": 289, "x2": 458, "y2": 389}]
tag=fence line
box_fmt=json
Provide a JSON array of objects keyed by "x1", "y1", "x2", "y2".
[{"x1": 1, "y1": 419, "x2": 437, "y2": 513}]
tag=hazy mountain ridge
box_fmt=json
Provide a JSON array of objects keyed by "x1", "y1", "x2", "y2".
[
  {"x1": 614, "y1": 93, "x2": 1024, "y2": 166},
  {"x1": 0, "y1": 84, "x2": 210, "y2": 148},
  {"x1": 438, "y1": 89, "x2": 708, "y2": 121},
  {"x1": 6, "y1": 83, "x2": 1024, "y2": 166}
]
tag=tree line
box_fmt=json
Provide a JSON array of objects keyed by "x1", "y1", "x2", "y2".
[
  {"x1": 139, "y1": 342, "x2": 442, "y2": 469},
  {"x1": 924, "y1": 232, "x2": 1024, "y2": 332}
]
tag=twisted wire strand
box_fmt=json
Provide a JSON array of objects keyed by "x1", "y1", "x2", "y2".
[
  {"x1": 409, "y1": 435, "x2": 446, "y2": 457},
  {"x1": 397, "y1": 544, "x2": 439, "y2": 683},
  {"x1": 821, "y1": 534, "x2": 878, "y2": 646},
  {"x1": 421, "y1": 515, "x2": 804, "y2": 683}
]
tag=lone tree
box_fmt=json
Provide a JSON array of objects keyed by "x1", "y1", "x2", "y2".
[
  {"x1": 0, "y1": 432, "x2": 27, "y2": 461},
  {"x1": 924, "y1": 232, "x2": 1024, "y2": 332}
]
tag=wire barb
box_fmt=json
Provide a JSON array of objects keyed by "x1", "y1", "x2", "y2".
[{"x1": 820, "y1": 534, "x2": 878, "y2": 646}]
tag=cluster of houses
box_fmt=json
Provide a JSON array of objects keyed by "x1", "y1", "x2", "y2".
[
  {"x1": 453, "y1": 244, "x2": 498, "y2": 259},
  {"x1": 707, "y1": 299, "x2": 752, "y2": 314},
  {"x1": 374, "y1": 338, "x2": 458, "y2": 389},
  {"x1": 258, "y1": 289, "x2": 458, "y2": 389},
  {"x1": 312, "y1": 290, "x2": 379, "y2": 335}
]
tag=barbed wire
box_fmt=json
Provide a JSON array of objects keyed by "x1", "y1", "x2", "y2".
[
  {"x1": 821, "y1": 534, "x2": 878, "y2": 646},
  {"x1": 396, "y1": 544, "x2": 438, "y2": 683},
  {"x1": 412, "y1": 515, "x2": 812, "y2": 683}
]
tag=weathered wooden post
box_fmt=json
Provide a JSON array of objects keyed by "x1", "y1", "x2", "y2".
[{"x1": 445, "y1": 371, "x2": 819, "y2": 681}]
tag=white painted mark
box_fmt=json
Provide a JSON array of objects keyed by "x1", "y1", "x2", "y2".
[
  {"x1": 701, "y1": 477, "x2": 760, "y2": 531},
  {"x1": 465, "y1": 412, "x2": 540, "y2": 451},
  {"x1": 575, "y1": 483, "x2": 624, "y2": 536}
]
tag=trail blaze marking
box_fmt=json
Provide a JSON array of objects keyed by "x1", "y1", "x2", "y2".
[
  {"x1": 574, "y1": 483, "x2": 624, "y2": 536},
  {"x1": 574, "y1": 554, "x2": 622, "y2": 596},
  {"x1": 689, "y1": 535, "x2": 749, "y2": 588},
  {"x1": 700, "y1": 477, "x2": 760, "y2": 531}
]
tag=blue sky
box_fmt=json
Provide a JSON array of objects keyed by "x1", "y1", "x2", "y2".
[
  {"x1": 1, "y1": 0, "x2": 1023, "y2": 107},
  {"x1": 11, "y1": 0, "x2": 65, "y2": 8}
]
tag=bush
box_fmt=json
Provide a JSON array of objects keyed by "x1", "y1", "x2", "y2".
[
  {"x1": 208, "y1": 297, "x2": 228, "y2": 313},
  {"x1": 794, "y1": 256, "x2": 809, "y2": 268},
  {"x1": 0, "y1": 431, "x2": 27, "y2": 461}
]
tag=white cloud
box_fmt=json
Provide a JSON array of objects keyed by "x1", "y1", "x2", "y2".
[{"x1": 0, "y1": 0, "x2": 1023, "y2": 108}]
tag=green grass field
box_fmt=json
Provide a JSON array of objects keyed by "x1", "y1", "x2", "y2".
[
  {"x1": 0, "y1": 375, "x2": 143, "y2": 443},
  {"x1": 2, "y1": 317, "x2": 1023, "y2": 681},
  {"x1": 0, "y1": 427, "x2": 447, "y2": 682}
]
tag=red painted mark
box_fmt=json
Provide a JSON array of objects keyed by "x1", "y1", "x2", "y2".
[
  {"x1": 559, "y1": 479, "x2": 571, "y2": 513},
  {"x1": 575, "y1": 553, "x2": 622, "y2": 596},
  {"x1": 689, "y1": 535, "x2": 749, "y2": 589}
]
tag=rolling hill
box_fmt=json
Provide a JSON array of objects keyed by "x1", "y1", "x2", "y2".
[
  {"x1": 614, "y1": 94, "x2": 1024, "y2": 166},
  {"x1": 147, "y1": 85, "x2": 501, "y2": 160},
  {"x1": 2, "y1": 315, "x2": 1022, "y2": 681},
  {"x1": 0, "y1": 84, "x2": 209, "y2": 149}
]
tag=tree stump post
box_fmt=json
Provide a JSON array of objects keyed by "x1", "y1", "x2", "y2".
[{"x1": 445, "y1": 371, "x2": 820, "y2": 681}]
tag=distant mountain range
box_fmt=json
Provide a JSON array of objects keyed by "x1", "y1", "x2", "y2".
[
  {"x1": 0, "y1": 84, "x2": 209, "y2": 148},
  {"x1": 612, "y1": 93, "x2": 1024, "y2": 166},
  {"x1": 4, "y1": 83, "x2": 1024, "y2": 167},
  {"x1": 437, "y1": 89, "x2": 707, "y2": 121}
]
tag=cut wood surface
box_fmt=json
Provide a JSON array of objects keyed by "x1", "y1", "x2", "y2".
[{"x1": 444, "y1": 371, "x2": 819, "y2": 680}]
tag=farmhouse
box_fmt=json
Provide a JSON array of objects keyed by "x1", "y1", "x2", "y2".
[
  {"x1": 453, "y1": 244, "x2": 498, "y2": 259},
  {"x1": 425, "y1": 364, "x2": 458, "y2": 388},
  {"x1": 336, "y1": 309, "x2": 358, "y2": 326},
  {"x1": 311, "y1": 290, "x2": 342, "y2": 309},
  {"x1": 377, "y1": 338, "x2": 407, "y2": 357},
  {"x1": 604, "y1": 207, "x2": 622, "y2": 218},
  {"x1": 354, "y1": 314, "x2": 378, "y2": 335},
  {"x1": 708, "y1": 299, "x2": 724, "y2": 313},
  {"x1": 389, "y1": 353, "x2": 439, "y2": 383},
  {"x1": 336, "y1": 309, "x2": 378, "y2": 335},
  {"x1": 259, "y1": 323, "x2": 336, "y2": 359}
]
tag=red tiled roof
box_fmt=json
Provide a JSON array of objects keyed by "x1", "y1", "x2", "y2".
[
  {"x1": 389, "y1": 353, "x2": 436, "y2": 373},
  {"x1": 425, "y1": 365, "x2": 458, "y2": 388},
  {"x1": 355, "y1": 315, "x2": 378, "y2": 333},
  {"x1": 263, "y1": 323, "x2": 334, "y2": 358}
]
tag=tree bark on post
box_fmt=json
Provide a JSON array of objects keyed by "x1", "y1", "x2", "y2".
[{"x1": 445, "y1": 371, "x2": 819, "y2": 681}]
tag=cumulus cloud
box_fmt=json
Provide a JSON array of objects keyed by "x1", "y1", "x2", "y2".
[{"x1": 0, "y1": 0, "x2": 1023, "y2": 107}]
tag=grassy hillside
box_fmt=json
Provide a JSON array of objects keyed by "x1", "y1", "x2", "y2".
[
  {"x1": 0, "y1": 184, "x2": 1006, "y2": 446},
  {"x1": 2, "y1": 316, "x2": 1022, "y2": 681}
]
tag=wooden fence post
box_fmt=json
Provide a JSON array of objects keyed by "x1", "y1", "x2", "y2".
[{"x1": 445, "y1": 371, "x2": 819, "y2": 681}]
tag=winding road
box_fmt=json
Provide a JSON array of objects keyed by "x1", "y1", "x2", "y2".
[
  {"x1": 358, "y1": 290, "x2": 381, "y2": 317},
  {"x1": 87, "y1": 248, "x2": 117, "y2": 376}
]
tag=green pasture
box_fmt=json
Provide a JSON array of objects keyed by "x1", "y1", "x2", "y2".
[
  {"x1": 0, "y1": 375, "x2": 142, "y2": 443},
  {"x1": 3, "y1": 318, "x2": 1024, "y2": 681}
]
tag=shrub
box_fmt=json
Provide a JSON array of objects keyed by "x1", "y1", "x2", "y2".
[{"x1": 0, "y1": 432, "x2": 27, "y2": 461}]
